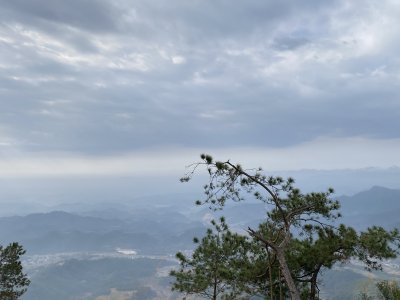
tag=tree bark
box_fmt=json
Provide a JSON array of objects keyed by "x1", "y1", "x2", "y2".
[
  {"x1": 213, "y1": 274, "x2": 217, "y2": 300},
  {"x1": 267, "y1": 248, "x2": 274, "y2": 300},
  {"x1": 309, "y1": 266, "x2": 321, "y2": 300},
  {"x1": 276, "y1": 249, "x2": 301, "y2": 300}
]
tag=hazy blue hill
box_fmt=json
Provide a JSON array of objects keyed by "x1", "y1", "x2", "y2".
[
  {"x1": 338, "y1": 186, "x2": 400, "y2": 229},
  {"x1": 0, "y1": 211, "x2": 124, "y2": 234},
  {"x1": 320, "y1": 268, "x2": 370, "y2": 300},
  {"x1": 22, "y1": 257, "x2": 173, "y2": 300},
  {"x1": 0, "y1": 210, "x2": 205, "y2": 254},
  {"x1": 164, "y1": 225, "x2": 208, "y2": 250},
  {"x1": 21, "y1": 230, "x2": 159, "y2": 254},
  {"x1": 279, "y1": 167, "x2": 400, "y2": 195},
  {"x1": 73, "y1": 206, "x2": 136, "y2": 220},
  {"x1": 340, "y1": 186, "x2": 400, "y2": 213},
  {"x1": 2, "y1": 186, "x2": 399, "y2": 254},
  {"x1": 5, "y1": 185, "x2": 399, "y2": 299}
]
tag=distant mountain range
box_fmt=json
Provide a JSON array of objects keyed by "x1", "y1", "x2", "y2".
[
  {"x1": 338, "y1": 186, "x2": 400, "y2": 229},
  {"x1": 1, "y1": 185, "x2": 399, "y2": 300},
  {"x1": 1, "y1": 185, "x2": 399, "y2": 255},
  {"x1": 1, "y1": 166, "x2": 399, "y2": 217},
  {"x1": 0, "y1": 209, "x2": 205, "y2": 255}
]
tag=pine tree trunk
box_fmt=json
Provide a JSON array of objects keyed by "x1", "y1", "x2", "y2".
[
  {"x1": 267, "y1": 248, "x2": 274, "y2": 300},
  {"x1": 309, "y1": 266, "x2": 321, "y2": 300},
  {"x1": 213, "y1": 275, "x2": 217, "y2": 300},
  {"x1": 276, "y1": 249, "x2": 301, "y2": 300}
]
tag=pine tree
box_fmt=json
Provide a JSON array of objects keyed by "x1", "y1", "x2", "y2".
[
  {"x1": 376, "y1": 281, "x2": 400, "y2": 300},
  {"x1": 0, "y1": 242, "x2": 30, "y2": 300},
  {"x1": 171, "y1": 217, "x2": 252, "y2": 299},
  {"x1": 173, "y1": 154, "x2": 400, "y2": 300}
]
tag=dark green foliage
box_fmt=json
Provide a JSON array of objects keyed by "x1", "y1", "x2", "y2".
[
  {"x1": 376, "y1": 281, "x2": 400, "y2": 300},
  {"x1": 358, "y1": 227, "x2": 400, "y2": 271},
  {"x1": 174, "y1": 154, "x2": 400, "y2": 300},
  {"x1": 361, "y1": 280, "x2": 400, "y2": 300},
  {"x1": 0, "y1": 242, "x2": 30, "y2": 299},
  {"x1": 171, "y1": 218, "x2": 251, "y2": 299}
]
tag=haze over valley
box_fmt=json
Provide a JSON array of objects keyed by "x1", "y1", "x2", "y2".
[{"x1": 1, "y1": 178, "x2": 400, "y2": 299}]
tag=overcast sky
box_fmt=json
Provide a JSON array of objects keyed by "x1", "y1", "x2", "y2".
[{"x1": 1, "y1": 0, "x2": 400, "y2": 178}]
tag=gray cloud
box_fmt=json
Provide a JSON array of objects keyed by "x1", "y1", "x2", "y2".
[
  {"x1": 0, "y1": 0, "x2": 399, "y2": 157},
  {"x1": 0, "y1": 0, "x2": 121, "y2": 32}
]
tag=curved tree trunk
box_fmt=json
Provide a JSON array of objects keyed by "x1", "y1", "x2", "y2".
[{"x1": 276, "y1": 249, "x2": 301, "y2": 300}]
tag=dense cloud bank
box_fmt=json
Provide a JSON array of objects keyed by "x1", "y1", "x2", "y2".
[{"x1": 0, "y1": 1, "x2": 398, "y2": 167}]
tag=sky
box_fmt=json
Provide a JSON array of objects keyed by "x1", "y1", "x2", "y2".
[{"x1": 1, "y1": 0, "x2": 400, "y2": 179}]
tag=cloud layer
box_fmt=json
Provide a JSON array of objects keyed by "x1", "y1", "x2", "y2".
[
  {"x1": 0, "y1": 137, "x2": 399, "y2": 178},
  {"x1": 0, "y1": 0, "x2": 399, "y2": 171}
]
